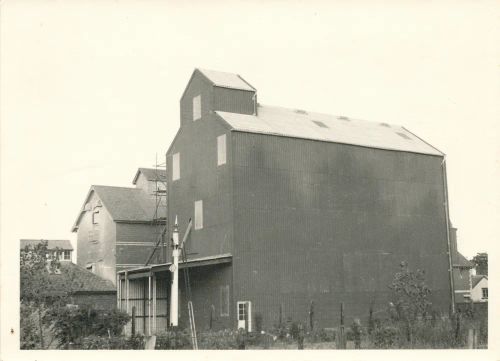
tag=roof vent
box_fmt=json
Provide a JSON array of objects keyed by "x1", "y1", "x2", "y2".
[
  {"x1": 294, "y1": 109, "x2": 308, "y2": 115},
  {"x1": 338, "y1": 116, "x2": 350, "y2": 121},
  {"x1": 380, "y1": 122, "x2": 390, "y2": 127},
  {"x1": 312, "y1": 120, "x2": 328, "y2": 128},
  {"x1": 396, "y1": 132, "x2": 412, "y2": 140}
]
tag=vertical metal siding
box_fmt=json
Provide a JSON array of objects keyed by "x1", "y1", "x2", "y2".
[
  {"x1": 231, "y1": 132, "x2": 451, "y2": 328},
  {"x1": 213, "y1": 87, "x2": 255, "y2": 115}
]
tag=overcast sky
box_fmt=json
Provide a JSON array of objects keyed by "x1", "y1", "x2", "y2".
[{"x1": 2, "y1": 0, "x2": 499, "y2": 263}]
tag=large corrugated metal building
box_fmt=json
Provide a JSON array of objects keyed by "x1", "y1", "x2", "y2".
[{"x1": 118, "y1": 68, "x2": 454, "y2": 334}]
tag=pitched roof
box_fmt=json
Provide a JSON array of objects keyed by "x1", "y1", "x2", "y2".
[
  {"x1": 215, "y1": 105, "x2": 443, "y2": 156},
  {"x1": 92, "y1": 185, "x2": 159, "y2": 222},
  {"x1": 20, "y1": 239, "x2": 73, "y2": 251},
  {"x1": 197, "y1": 68, "x2": 256, "y2": 92},
  {"x1": 471, "y1": 275, "x2": 487, "y2": 289},
  {"x1": 132, "y1": 168, "x2": 167, "y2": 185},
  {"x1": 49, "y1": 262, "x2": 116, "y2": 294},
  {"x1": 452, "y1": 251, "x2": 474, "y2": 268},
  {"x1": 72, "y1": 185, "x2": 165, "y2": 231}
]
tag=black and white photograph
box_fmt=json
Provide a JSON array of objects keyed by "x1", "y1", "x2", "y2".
[{"x1": 1, "y1": 1, "x2": 498, "y2": 359}]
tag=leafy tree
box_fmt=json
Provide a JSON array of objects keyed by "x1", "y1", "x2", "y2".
[
  {"x1": 388, "y1": 261, "x2": 432, "y2": 343},
  {"x1": 389, "y1": 261, "x2": 432, "y2": 321},
  {"x1": 471, "y1": 252, "x2": 487, "y2": 275},
  {"x1": 20, "y1": 241, "x2": 75, "y2": 349}
]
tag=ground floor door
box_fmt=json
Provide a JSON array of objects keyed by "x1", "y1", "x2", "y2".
[{"x1": 237, "y1": 301, "x2": 252, "y2": 332}]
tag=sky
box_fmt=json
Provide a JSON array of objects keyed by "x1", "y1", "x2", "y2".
[
  {"x1": 2, "y1": 0, "x2": 499, "y2": 256},
  {"x1": 1, "y1": 1, "x2": 499, "y2": 359}
]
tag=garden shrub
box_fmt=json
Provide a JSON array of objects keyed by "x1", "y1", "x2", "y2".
[
  {"x1": 81, "y1": 335, "x2": 144, "y2": 350},
  {"x1": 155, "y1": 328, "x2": 192, "y2": 350},
  {"x1": 197, "y1": 329, "x2": 239, "y2": 349},
  {"x1": 306, "y1": 328, "x2": 336, "y2": 343},
  {"x1": 49, "y1": 307, "x2": 130, "y2": 348},
  {"x1": 372, "y1": 325, "x2": 398, "y2": 348}
]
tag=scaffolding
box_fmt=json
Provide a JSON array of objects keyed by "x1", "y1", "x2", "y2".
[{"x1": 145, "y1": 155, "x2": 168, "y2": 266}]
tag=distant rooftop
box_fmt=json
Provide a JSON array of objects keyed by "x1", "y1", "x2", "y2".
[
  {"x1": 471, "y1": 275, "x2": 487, "y2": 288},
  {"x1": 132, "y1": 167, "x2": 167, "y2": 185},
  {"x1": 215, "y1": 105, "x2": 443, "y2": 156},
  {"x1": 20, "y1": 239, "x2": 73, "y2": 251},
  {"x1": 452, "y1": 251, "x2": 474, "y2": 269},
  {"x1": 197, "y1": 68, "x2": 256, "y2": 92},
  {"x1": 48, "y1": 262, "x2": 116, "y2": 295}
]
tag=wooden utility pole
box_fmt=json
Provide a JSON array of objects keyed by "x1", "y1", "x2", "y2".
[{"x1": 339, "y1": 302, "x2": 345, "y2": 349}]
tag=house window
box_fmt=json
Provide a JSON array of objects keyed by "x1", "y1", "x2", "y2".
[
  {"x1": 194, "y1": 200, "x2": 203, "y2": 230},
  {"x1": 92, "y1": 210, "x2": 99, "y2": 224},
  {"x1": 193, "y1": 95, "x2": 201, "y2": 121},
  {"x1": 63, "y1": 250, "x2": 71, "y2": 261},
  {"x1": 220, "y1": 285, "x2": 229, "y2": 317},
  {"x1": 172, "y1": 153, "x2": 180, "y2": 181},
  {"x1": 482, "y1": 288, "x2": 488, "y2": 299},
  {"x1": 217, "y1": 134, "x2": 226, "y2": 166},
  {"x1": 238, "y1": 303, "x2": 246, "y2": 321}
]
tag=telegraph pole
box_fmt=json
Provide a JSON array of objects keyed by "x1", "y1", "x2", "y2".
[{"x1": 169, "y1": 216, "x2": 179, "y2": 327}]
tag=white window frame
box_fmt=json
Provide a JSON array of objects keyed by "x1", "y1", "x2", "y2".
[
  {"x1": 217, "y1": 134, "x2": 227, "y2": 166},
  {"x1": 482, "y1": 287, "x2": 488, "y2": 299},
  {"x1": 194, "y1": 200, "x2": 203, "y2": 230},
  {"x1": 63, "y1": 250, "x2": 71, "y2": 260},
  {"x1": 193, "y1": 95, "x2": 201, "y2": 121},
  {"x1": 172, "y1": 153, "x2": 180, "y2": 181}
]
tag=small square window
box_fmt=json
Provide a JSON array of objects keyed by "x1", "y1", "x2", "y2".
[
  {"x1": 63, "y1": 250, "x2": 71, "y2": 260},
  {"x1": 217, "y1": 134, "x2": 226, "y2": 166},
  {"x1": 172, "y1": 153, "x2": 180, "y2": 181},
  {"x1": 482, "y1": 288, "x2": 488, "y2": 299},
  {"x1": 193, "y1": 95, "x2": 201, "y2": 121},
  {"x1": 194, "y1": 200, "x2": 203, "y2": 230},
  {"x1": 312, "y1": 120, "x2": 328, "y2": 128}
]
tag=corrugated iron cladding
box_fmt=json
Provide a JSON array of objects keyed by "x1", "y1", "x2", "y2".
[
  {"x1": 120, "y1": 277, "x2": 169, "y2": 335},
  {"x1": 213, "y1": 87, "x2": 255, "y2": 115},
  {"x1": 167, "y1": 114, "x2": 233, "y2": 260},
  {"x1": 119, "y1": 265, "x2": 233, "y2": 333},
  {"x1": 231, "y1": 132, "x2": 451, "y2": 327}
]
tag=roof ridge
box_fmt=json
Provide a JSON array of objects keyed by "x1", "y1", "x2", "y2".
[{"x1": 93, "y1": 185, "x2": 138, "y2": 190}]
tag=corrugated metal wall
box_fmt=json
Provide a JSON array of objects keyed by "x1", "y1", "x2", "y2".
[
  {"x1": 167, "y1": 114, "x2": 234, "y2": 260},
  {"x1": 119, "y1": 276, "x2": 169, "y2": 335},
  {"x1": 213, "y1": 87, "x2": 255, "y2": 115},
  {"x1": 119, "y1": 264, "x2": 232, "y2": 334},
  {"x1": 116, "y1": 223, "x2": 164, "y2": 268},
  {"x1": 231, "y1": 132, "x2": 451, "y2": 328}
]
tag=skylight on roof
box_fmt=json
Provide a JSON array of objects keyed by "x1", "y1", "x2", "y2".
[
  {"x1": 338, "y1": 116, "x2": 350, "y2": 121},
  {"x1": 312, "y1": 120, "x2": 328, "y2": 128},
  {"x1": 294, "y1": 109, "x2": 308, "y2": 115},
  {"x1": 380, "y1": 123, "x2": 390, "y2": 127},
  {"x1": 396, "y1": 132, "x2": 412, "y2": 140}
]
